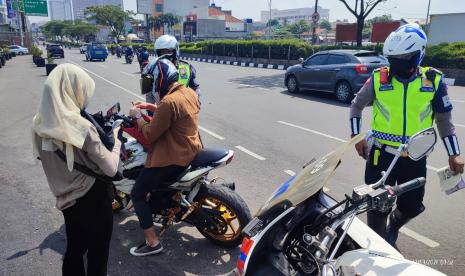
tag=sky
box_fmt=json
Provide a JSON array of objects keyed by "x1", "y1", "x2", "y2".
[
  {"x1": 29, "y1": 0, "x2": 465, "y2": 24},
  {"x1": 214, "y1": 0, "x2": 465, "y2": 22}
]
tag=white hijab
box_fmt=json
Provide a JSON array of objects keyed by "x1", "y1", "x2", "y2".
[{"x1": 32, "y1": 63, "x2": 96, "y2": 171}]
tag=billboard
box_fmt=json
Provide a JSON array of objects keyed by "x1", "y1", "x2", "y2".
[
  {"x1": 137, "y1": 0, "x2": 152, "y2": 14},
  {"x1": 371, "y1": 21, "x2": 401, "y2": 43},
  {"x1": 336, "y1": 23, "x2": 357, "y2": 42},
  {"x1": 24, "y1": 0, "x2": 48, "y2": 16},
  {"x1": 6, "y1": 0, "x2": 15, "y2": 18}
]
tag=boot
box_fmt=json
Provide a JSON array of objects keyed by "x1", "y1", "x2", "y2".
[
  {"x1": 386, "y1": 209, "x2": 411, "y2": 248},
  {"x1": 367, "y1": 210, "x2": 388, "y2": 238}
]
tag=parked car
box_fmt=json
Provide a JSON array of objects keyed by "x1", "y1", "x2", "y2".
[
  {"x1": 47, "y1": 44, "x2": 64, "y2": 58},
  {"x1": 85, "y1": 43, "x2": 108, "y2": 61},
  {"x1": 80, "y1": 43, "x2": 90, "y2": 54},
  {"x1": 285, "y1": 50, "x2": 388, "y2": 102},
  {"x1": 8, "y1": 45, "x2": 29, "y2": 55}
]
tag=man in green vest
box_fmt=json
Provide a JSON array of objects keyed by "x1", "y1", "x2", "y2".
[
  {"x1": 349, "y1": 24, "x2": 464, "y2": 249},
  {"x1": 142, "y1": 35, "x2": 200, "y2": 115}
]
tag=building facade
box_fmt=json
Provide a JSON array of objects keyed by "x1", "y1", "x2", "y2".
[
  {"x1": 428, "y1": 13, "x2": 465, "y2": 45},
  {"x1": 49, "y1": 0, "x2": 73, "y2": 21},
  {"x1": 260, "y1": 6, "x2": 330, "y2": 24},
  {"x1": 72, "y1": 0, "x2": 123, "y2": 21}
]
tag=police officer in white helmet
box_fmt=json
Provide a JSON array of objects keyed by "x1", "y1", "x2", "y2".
[{"x1": 141, "y1": 35, "x2": 200, "y2": 115}]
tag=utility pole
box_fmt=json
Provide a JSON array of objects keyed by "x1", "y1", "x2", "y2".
[
  {"x1": 268, "y1": 0, "x2": 272, "y2": 39},
  {"x1": 312, "y1": 0, "x2": 319, "y2": 45},
  {"x1": 425, "y1": 0, "x2": 432, "y2": 34},
  {"x1": 13, "y1": 0, "x2": 24, "y2": 46}
]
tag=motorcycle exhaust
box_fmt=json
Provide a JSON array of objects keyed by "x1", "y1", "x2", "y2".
[{"x1": 222, "y1": 182, "x2": 235, "y2": 191}]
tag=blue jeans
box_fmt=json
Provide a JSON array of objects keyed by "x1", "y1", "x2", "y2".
[{"x1": 131, "y1": 166, "x2": 186, "y2": 229}]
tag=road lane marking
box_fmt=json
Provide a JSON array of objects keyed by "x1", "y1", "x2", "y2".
[
  {"x1": 278, "y1": 121, "x2": 443, "y2": 172},
  {"x1": 278, "y1": 121, "x2": 347, "y2": 143},
  {"x1": 284, "y1": 170, "x2": 296, "y2": 176},
  {"x1": 199, "y1": 126, "x2": 225, "y2": 140},
  {"x1": 97, "y1": 64, "x2": 107, "y2": 68},
  {"x1": 451, "y1": 99, "x2": 465, "y2": 103},
  {"x1": 456, "y1": 123, "x2": 465, "y2": 128},
  {"x1": 400, "y1": 227, "x2": 440, "y2": 248},
  {"x1": 120, "y1": 71, "x2": 137, "y2": 77},
  {"x1": 235, "y1": 146, "x2": 266, "y2": 161},
  {"x1": 66, "y1": 59, "x2": 145, "y2": 100}
]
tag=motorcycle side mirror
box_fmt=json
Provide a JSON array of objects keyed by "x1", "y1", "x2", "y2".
[
  {"x1": 298, "y1": 57, "x2": 304, "y2": 64},
  {"x1": 407, "y1": 128, "x2": 437, "y2": 161}
]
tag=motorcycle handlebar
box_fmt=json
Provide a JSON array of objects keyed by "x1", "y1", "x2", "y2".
[{"x1": 389, "y1": 177, "x2": 426, "y2": 197}]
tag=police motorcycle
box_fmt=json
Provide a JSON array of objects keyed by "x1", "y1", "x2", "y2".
[
  {"x1": 103, "y1": 103, "x2": 252, "y2": 247},
  {"x1": 236, "y1": 128, "x2": 445, "y2": 275}
]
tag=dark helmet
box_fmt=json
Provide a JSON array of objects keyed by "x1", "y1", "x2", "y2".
[{"x1": 153, "y1": 59, "x2": 179, "y2": 99}]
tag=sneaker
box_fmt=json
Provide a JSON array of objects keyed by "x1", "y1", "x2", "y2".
[{"x1": 129, "y1": 241, "x2": 163, "y2": 257}]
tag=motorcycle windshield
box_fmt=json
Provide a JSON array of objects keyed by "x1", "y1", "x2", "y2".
[{"x1": 256, "y1": 135, "x2": 364, "y2": 216}]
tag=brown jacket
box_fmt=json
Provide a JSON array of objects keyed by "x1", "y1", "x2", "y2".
[{"x1": 140, "y1": 83, "x2": 202, "y2": 168}]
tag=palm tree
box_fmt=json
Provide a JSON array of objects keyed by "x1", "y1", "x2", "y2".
[
  {"x1": 149, "y1": 15, "x2": 164, "y2": 35},
  {"x1": 162, "y1": 13, "x2": 180, "y2": 35}
]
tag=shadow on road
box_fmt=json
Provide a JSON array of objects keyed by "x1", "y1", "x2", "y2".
[
  {"x1": 5, "y1": 225, "x2": 66, "y2": 261},
  {"x1": 229, "y1": 73, "x2": 285, "y2": 89},
  {"x1": 280, "y1": 89, "x2": 351, "y2": 107}
]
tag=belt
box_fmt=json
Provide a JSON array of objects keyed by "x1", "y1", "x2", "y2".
[{"x1": 373, "y1": 139, "x2": 409, "y2": 157}]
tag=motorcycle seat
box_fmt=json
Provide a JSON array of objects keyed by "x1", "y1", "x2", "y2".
[{"x1": 190, "y1": 148, "x2": 229, "y2": 168}]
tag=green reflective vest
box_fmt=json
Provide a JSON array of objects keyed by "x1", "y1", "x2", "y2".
[
  {"x1": 371, "y1": 67, "x2": 442, "y2": 147},
  {"x1": 178, "y1": 62, "x2": 191, "y2": 87}
]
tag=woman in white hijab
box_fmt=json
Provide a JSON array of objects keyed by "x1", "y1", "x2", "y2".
[{"x1": 32, "y1": 63, "x2": 121, "y2": 276}]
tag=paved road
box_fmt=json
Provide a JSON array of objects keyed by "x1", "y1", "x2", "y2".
[{"x1": 1, "y1": 50, "x2": 464, "y2": 275}]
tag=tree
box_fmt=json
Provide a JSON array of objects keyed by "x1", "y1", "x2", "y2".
[
  {"x1": 162, "y1": 13, "x2": 180, "y2": 34},
  {"x1": 288, "y1": 20, "x2": 312, "y2": 35},
  {"x1": 63, "y1": 21, "x2": 99, "y2": 42},
  {"x1": 363, "y1": 14, "x2": 392, "y2": 39},
  {"x1": 85, "y1": 5, "x2": 133, "y2": 39},
  {"x1": 338, "y1": 0, "x2": 387, "y2": 46},
  {"x1": 266, "y1": 19, "x2": 279, "y2": 27},
  {"x1": 40, "y1": 20, "x2": 69, "y2": 41},
  {"x1": 319, "y1": 19, "x2": 332, "y2": 31},
  {"x1": 149, "y1": 15, "x2": 165, "y2": 35}
]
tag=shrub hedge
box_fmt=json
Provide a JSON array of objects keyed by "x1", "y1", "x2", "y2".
[{"x1": 104, "y1": 40, "x2": 465, "y2": 69}]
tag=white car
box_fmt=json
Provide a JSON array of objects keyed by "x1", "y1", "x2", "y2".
[{"x1": 8, "y1": 45, "x2": 29, "y2": 55}]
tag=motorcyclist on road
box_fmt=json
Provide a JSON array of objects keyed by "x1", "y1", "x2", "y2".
[
  {"x1": 128, "y1": 58, "x2": 202, "y2": 256},
  {"x1": 349, "y1": 24, "x2": 464, "y2": 249},
  {"x1": 143, "y1": 35, "x2": 200, "y2": 115},
  {"x1": 138, "y1": 46, "x2": 150, "y2": 69},
  {"x1": 125, "y1": 46, "x2": 134, "y2": 63},
  {"x1": 116, "y1": 45, "x2": 122, "y2": 58}
]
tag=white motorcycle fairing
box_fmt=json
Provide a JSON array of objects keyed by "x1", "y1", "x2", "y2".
[{"x1": 335, "y1": 249, "x2": 445, "y2": 276}]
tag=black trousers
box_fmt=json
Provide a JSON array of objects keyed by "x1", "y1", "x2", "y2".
[
  {"x1": 365, "y1": 145, "x2": 427, "y2": 218},
  {"x1": 62, "y1": 180, "x2": 113, "y2": 276},
  {"x1": 131, "y1": 166, "x2": 186, "y2": 230}
]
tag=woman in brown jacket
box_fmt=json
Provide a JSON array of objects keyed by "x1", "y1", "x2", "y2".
[{"x1": 128, "y1": 59, "x2": 202, "y2": 256}]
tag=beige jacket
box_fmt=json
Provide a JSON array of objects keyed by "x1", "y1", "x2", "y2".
[{"x1": 34, "y1": 125, "x2": 121, "y2": 210}]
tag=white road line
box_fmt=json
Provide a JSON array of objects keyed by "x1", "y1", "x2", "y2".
[
  {"x1": 97, "y1": 64, "x2": 107, "y2": 68},
  {"x1": 455, "y1": 123, "x2": 465, "y2": 128},
  {"x1": 451, "y1": 99, "x2": 465, "y2": 103},
  {"x1": 279, "y1": 120, "x2": 443, "y2": 172},
  {"x1": 120, "y1": 71, "x2": 137, "y2": 77},
  {"x1": 65, "y1": 59, "x2": 144, "y2": 100},
  {"x1": 400, "y1": 227, "x2": 440, "y2": 248},
  {"x1": 284, "y1": 170, "x2": 296, "y2": 176},
  {"x1": 235, "y1": 146, "x2": 266, "y2": 161},
  {"x1": 426, "y1": 165, "x2": 440, "y2": 172},
  {"x1": 199, "y1": 126, "x2": 225, "y2": 140},
  {"x1": 278, "y1": 121, "x2": 347, "y2": 143}
]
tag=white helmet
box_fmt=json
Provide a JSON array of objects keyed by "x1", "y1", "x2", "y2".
[
  {"x1": 383, "y1": 24, "x2": 427, "y2": 66},
  {"x1": 154, "y1": 35, "x2": 179, "y2": 59}
]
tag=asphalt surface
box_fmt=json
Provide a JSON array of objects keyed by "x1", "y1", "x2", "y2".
[{"x1": 1, "y1": 49, "x2": 464, "y2": 275}]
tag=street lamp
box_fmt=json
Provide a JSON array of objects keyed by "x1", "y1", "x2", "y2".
[
  {"x1": 425, "y1": 0, "x2": 432, "y2": 34},
  {"x1": 267, "y1": 0, "x2": 272, "y2": 40}
]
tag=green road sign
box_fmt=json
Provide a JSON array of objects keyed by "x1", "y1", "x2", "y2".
[{"x1": 24, "y1": 0, "x2": 48, "y2": 17}]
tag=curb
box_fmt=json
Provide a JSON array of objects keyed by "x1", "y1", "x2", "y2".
[
  {"x1": 182, "y1": 56, "x2": 465, "y2": 87},
  {"x1": 181, "y1": 56, "x2": 289, "y2": 70}
]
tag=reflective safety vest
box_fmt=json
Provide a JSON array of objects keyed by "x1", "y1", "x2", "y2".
[
  {"x1": 177, "y1": 62, "x2": 191, "y2": 87},
  {"x1": 371, "y1": 66, "x2": 442, "y2": 147}
]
